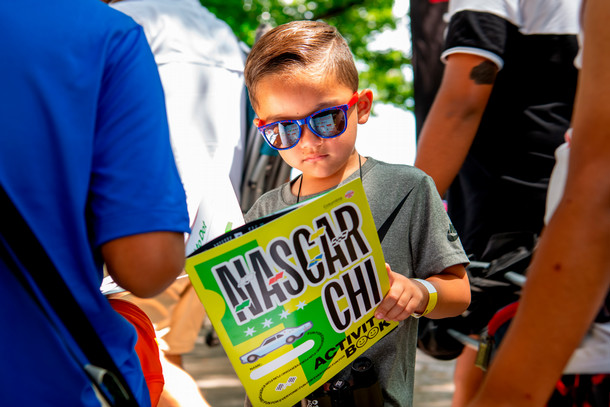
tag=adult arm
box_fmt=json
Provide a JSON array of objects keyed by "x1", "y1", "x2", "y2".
[
  {"x1": 102, "y1": 232, "x2": 185, "y2": 298},
  {"x1": 469, "y1": 0, "x2": 610, "y2": 405},
  {"x1": 93, "y1": 24, "x2": 190, "y2": 298},
  {"x1": 414, "y1": 53, "x2": 497, "y2": 196}
]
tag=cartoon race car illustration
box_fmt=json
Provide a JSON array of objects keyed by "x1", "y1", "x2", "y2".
[{"x1": 239, "y1": 321, "x2": 313, "y2": 364}]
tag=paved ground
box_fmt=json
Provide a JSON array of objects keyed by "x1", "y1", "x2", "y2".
[{"x1": 183, "y1": 322, "x2": 456, "y2": 407}]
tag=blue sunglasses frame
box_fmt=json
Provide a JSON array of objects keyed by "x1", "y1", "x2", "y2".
[{"x1": 257, "y1": 92, "x2": 359, "y2": 151}]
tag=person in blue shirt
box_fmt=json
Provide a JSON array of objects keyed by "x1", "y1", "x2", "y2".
[{"x1": 0, "y1": 0, "x2": 190, "y2": 405}]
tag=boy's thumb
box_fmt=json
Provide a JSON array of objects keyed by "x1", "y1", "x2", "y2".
[{"x1": 385, "y1": 263, "x2": 394, "y2": 283}]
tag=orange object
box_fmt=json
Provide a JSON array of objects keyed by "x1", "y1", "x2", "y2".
[{"x1": 109, "y1": 298, "x2": 165, "y2": 406}]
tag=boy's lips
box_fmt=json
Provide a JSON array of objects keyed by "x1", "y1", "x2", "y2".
[{"x1": 302, "y1": 153, "x2": 328, "y2": 163}]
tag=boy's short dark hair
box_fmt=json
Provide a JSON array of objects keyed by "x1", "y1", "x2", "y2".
[{"x1": 245, "y1": 20, "x2": 359, "y2": 110}]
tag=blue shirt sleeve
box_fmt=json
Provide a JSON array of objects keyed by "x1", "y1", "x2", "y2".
[{"x1": 90, "y1": 24, "x2": 190, "y2": 246}]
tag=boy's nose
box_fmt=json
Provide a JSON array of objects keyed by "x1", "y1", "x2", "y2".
[{"x1": 298, "y1": 125, "x2": 322, "y2": 148}]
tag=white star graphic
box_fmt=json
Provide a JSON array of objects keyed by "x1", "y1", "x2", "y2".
[
  {"x1": 296, "y1": 301, "x2": 307, "y2": 310},
  {"x1": 244, "y1": 327, "x2": 256, "y2": 337},
  {"x1": 279, "y1": 309, "x2": 290, "y2": 319},
  {"x1": 262, "y1": 318, "x2": 273, "y2": 328}
]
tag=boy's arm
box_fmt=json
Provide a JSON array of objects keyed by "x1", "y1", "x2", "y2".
[
  {"x1": 422, "y1": 264, "x2": 470, "y2": 319},
  {"x1": 468, "y1": 1, "x2": 610, "y2": 405},
  {"x1": 375, "y1": 263, "x2": 470, "y2": 321},
  {"x1": 414, "y1": 53, "x2": 497, "y2": 196}
]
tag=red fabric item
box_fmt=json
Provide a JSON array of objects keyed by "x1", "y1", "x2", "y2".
[
  {"x1": 487, "y1": 301, "x2": 520, "y2": 337},
  {"x1": 109, "y1": 299, "x2": 165, "y2": 407},
  {"x1": 549, "y1": 373, "x2": 610, "y2": 406},
  {"x1": 555, "y1": 379, "x2": 570, "y2": 397}
]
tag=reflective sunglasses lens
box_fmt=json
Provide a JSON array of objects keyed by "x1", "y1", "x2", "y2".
[
  {"x1": 264, "y1": 122, "x2": 300, "y2": 149},
  {"x1": 310, "y1": 108, "x2": 346, "y2": 138}
]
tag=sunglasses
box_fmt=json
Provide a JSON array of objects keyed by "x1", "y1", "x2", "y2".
[{"x1": 257, "y1": 92, "x2": 359, "y2": 150}]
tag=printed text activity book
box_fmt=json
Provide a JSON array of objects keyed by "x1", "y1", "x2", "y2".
[{"x1": 185, "y1": 179, "x2": 398, "y2": 406}]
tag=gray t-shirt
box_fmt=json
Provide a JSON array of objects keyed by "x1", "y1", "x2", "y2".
[{"x1": 245, "y1": 157, "x2": 468, "y2": 407}]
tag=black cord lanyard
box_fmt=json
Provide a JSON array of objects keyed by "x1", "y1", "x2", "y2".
[{"x1": 297, "y1": 154, "x2": 363, "y2": 204}]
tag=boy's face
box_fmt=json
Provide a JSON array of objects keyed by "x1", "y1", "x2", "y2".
[{"x1": 254, "y1": 77, "x2": 372, "y2": 188}]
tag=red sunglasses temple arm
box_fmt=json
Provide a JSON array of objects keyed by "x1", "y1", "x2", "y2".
[{"x1": 347, "y1": 92, "x2": 359, "y2": 108}]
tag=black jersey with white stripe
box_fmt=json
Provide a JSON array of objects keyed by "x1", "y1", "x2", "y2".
[{"x1": 442, "y1": 0, "x2": 580, "y2": 258}]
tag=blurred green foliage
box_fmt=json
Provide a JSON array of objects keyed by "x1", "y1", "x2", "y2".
[{"x1": 201, "y1": 0, "x2": 413, "y2": 110}]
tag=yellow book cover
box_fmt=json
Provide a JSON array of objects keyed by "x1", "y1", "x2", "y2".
[{"x1": 185, "y1": 178, "x2": 398, "y2": 406}]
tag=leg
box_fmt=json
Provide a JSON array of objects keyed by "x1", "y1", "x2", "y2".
[
  {"x1": 157, "y1": 352, "x2": 211, "y2": 407},
  {"x1": 162, "y1": 283, "x2": 207, "y2": 367},
  {"x1": 452, "y1": 340, "x2": 485, "y2": 407}
]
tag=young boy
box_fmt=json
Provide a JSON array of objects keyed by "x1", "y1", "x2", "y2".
[{"x1": 244, "y1": 20, "x2": 470, "y2": 407}]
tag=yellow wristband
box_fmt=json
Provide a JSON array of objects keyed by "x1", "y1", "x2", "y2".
[{"x1": 411, "y1": 278, "x2": 438, "y2": 318}]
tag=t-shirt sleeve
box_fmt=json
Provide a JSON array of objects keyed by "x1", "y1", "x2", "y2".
[
  {"x1": 441, "y1": 1, "x2": 518, "y2": 69},
  {"x1": 90, "y1": 25, "x2": 190, "y2": 246},
  {"x1": 408, "y1": 175, "x2": 469, "y2": 279},
  {"x1": 244, "y1": 185, "x2": 289, "y2": 223},
  {"x1": 244, "y1": 200, "x2": 264, "y2": 223}
]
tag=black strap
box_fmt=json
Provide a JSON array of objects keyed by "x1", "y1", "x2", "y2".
[{"x1": 0, "y1": 185, "x2": 139, "y2": 407}]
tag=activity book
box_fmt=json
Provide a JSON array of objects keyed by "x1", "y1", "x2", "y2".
[{"x1": 185, "y1": 179, "x2": 398, "y2": 406}]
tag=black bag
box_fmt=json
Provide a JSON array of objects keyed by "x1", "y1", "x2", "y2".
[
  {"x1": 417, "y1": 232, "x2": 537, "y2": 360},
  {"x1": 0, "y1": 185, "x2": 140, "y2": 406}
]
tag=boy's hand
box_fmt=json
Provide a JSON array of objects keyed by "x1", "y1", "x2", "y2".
[{"x1": 374, "y1": 263, "x2": 429, "y2": 321}]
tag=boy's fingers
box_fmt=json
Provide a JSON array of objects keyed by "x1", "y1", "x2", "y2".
[
  {"x1": 374, "y1": 306, "x2": 388, "y2": 320},
  {"x1": 375, "y1": 288, "x2": 398, "y2": 320},
  {"x1": 375, "y1": 276, "x2": 421, "y2": 320},
  {"x1": 376, "y1": 282, "x2": 410, "y2": 320},
  {"x1": 383, "y1": 295, "x2": 419, "y2": 321},
  {"x1": 391, "y1": 309, "x2": 413, "y2": 322}
]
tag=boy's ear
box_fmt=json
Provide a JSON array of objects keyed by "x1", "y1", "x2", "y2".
[
  {"x1": 253, "y1": 118, "x2": 262, "y2": 127},
  {"x1": 356, "y1": 89, "x2": 374, "y2": 124}
]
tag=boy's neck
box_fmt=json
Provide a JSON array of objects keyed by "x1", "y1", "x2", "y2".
[{"x1": 293, "y1": 154, "x2": 366, "y2": 198}]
